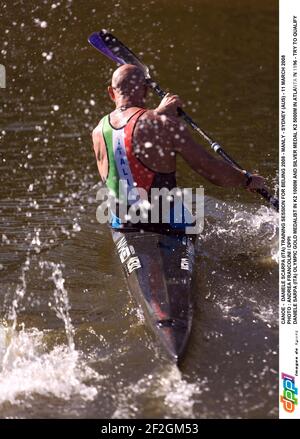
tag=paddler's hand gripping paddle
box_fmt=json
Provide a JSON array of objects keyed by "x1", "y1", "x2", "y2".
[{"x1": 88, "y1": 30, "x2": 279, "y2": 212}]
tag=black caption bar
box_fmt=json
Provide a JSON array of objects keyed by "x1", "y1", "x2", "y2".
[{"x1": 0, "y1": 419, "x2": 294, "y2": 436}]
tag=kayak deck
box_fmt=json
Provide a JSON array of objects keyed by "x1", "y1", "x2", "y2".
[{"x1": 112, "y1": 230, "x2": 195, "y2": 362}]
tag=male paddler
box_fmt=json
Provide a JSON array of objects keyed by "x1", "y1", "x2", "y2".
[{"x1": 92, "y1": 64, "x2": 266, "y2": 231}]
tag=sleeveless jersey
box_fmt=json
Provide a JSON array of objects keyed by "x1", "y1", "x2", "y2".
[{"x1": 98, "y1": 108, "x2": 192, "y2": 231}]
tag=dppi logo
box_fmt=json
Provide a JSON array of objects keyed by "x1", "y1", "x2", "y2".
[{"x1": 280, "y1": 372, "x2": 298, "y2": 413}]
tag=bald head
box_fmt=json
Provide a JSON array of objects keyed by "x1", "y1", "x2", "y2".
[{"x1": 111, "y1": 64, "x2": 146, "y2": 98}]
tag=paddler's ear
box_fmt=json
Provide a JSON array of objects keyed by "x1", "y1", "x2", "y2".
[{"x1": 107, "y1": 85, "x2": 115, "y2": 102}]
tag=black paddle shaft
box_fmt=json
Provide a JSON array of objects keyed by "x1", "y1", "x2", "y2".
[{"x1": 147, "y1": 79, "x2": 279, "y2": 212}]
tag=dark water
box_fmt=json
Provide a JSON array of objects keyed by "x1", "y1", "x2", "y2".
[{"x1": 0, "y1": 0, "x2": 278, "y2": 418}]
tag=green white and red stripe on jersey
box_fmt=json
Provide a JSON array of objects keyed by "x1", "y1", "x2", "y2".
[{"x1": 99, "y1": 108, "x2": 155, "y2": 210}]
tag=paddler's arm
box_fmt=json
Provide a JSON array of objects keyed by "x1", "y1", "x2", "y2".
[
  {"x1": 155, "y1": 94, "x2": 266, "y2": 190},
  {"x1": 172, "y1": 120, "x2": 263, "y2": 188},
  {"x1": 92, "y1": 124, "x2": 107, "y2": 182}
]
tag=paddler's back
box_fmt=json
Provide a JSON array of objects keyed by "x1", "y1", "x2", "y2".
[{"x1": 109, "y1": 107, "x2": 177, "y2": 174}]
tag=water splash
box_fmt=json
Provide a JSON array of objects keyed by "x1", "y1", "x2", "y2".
[
  {"x1": 0, "y1": 325, "x2": 98, "y2": 405},
  {"x1": 40, "y1": 261, "x2": 75, "y2": 350},
  {"x1": 201, "y1": 198, "x2": 279, "y2": 261},
  {"x1": 0, "y1": 254, "x2": 100, "y2": 407},
  {"x1": 112, "y1": 364, "x2": 201, "y2": 419},
  {"x1": 153, "y1": 366, "x2": 201, "y2": 418},
  {"x1": 2, "y1": 256, "x2": 31, "y2": 369}
]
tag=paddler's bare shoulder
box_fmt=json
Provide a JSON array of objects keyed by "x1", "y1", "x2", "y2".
[
  {"x1": 92, "y1": 118, "x2": 106, "y2": 161},
  {"x1": 92, "y1": 119, "x2": 103, "y2": 139},
  {"x1": 136, "y1": 110, "x2": 180, "y2": 134},
  {"x1": 136, "y1": 110, "x2": 185, "y2": 142},
  {"x1": 138, "y1": 109, "x2": 165, "y2": 124},
  {"x1": 135, "y1": 110, "x2": 173, "y2": 147}
]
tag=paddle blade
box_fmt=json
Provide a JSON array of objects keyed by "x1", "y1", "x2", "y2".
[
  {"x1": 88, "y1": 30, "x2": 150, "y2": 78},
  {"x1": 88, "y1": 31, "x2": 125, "y2": 65}
]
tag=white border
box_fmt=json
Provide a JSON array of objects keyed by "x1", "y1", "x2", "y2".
[{"x1": 279, "y1": 0, "x2": 300, "y2": 419}]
